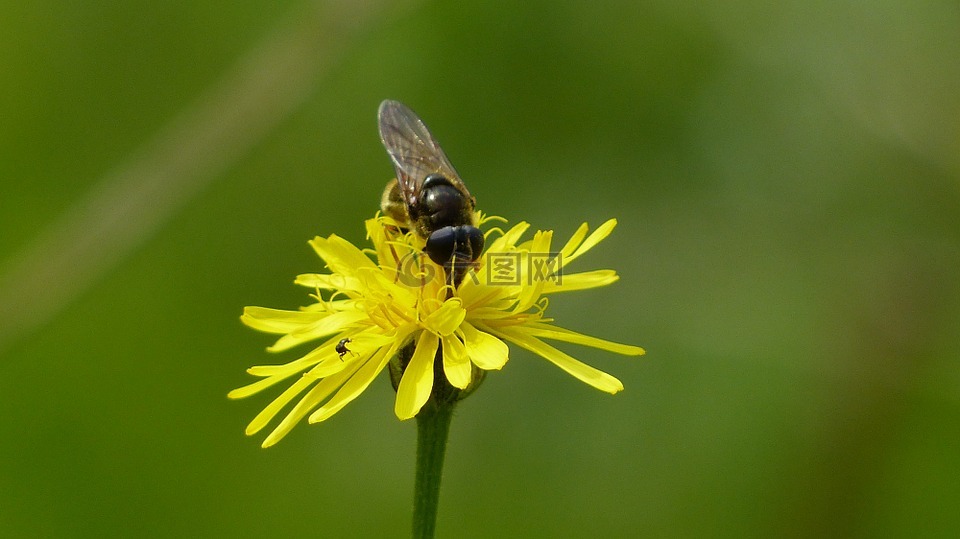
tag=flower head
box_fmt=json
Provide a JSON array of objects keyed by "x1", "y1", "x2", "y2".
[{"x1": 231, "y1": 213, "x2": 644, "y2": 447}]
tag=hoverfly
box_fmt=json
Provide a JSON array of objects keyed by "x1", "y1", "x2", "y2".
[{"x1": 377, "y1": 100, "x2": 484, "y2": 288}]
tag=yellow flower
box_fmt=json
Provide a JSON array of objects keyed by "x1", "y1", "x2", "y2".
[{"x1": 230, "y1": 214, "x2": 644, "y2": 447}]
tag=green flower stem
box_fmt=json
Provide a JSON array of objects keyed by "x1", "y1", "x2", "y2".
[{"x1": 413, "y1": 397, "x2": 456, "y2": 539}]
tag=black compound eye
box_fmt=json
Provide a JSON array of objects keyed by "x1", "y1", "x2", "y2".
[
  {"x1": 465, "y1": 227, "x2": 484, "y2": 261},
  {"x1": 425, "y1": 227, "x2": 456, "y2": 266}
]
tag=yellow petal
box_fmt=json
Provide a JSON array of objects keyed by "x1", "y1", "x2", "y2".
[
  {"x1": 260, "y1": 360, "x2": 364, "y2": 447},
  {"x1": 240, "y1": 376, "x2": 316, "y2": 437},
  {"x1": 299, "y1": 332, "x2": 398, "y2": 379},
  {"x1": 459, "y1": 276, "x2": 514, "y2": 310},
  {"x1": 228, "y1": 371, "x2": 300, "y2": 400},
  {"x1": 356, "y1": 267, "x2": 419, "y2": 307},
  {"x1": 366, "y1": 217, "x2": 421, "y2": 271},
  {"x1": 559, "y1": 222, "x2": 590, "y2": 260},
  {"x1": 246, "y1": 334, "x2": 341, "y2": 378},
  {"x1": 441, "y1": 335, "x2": 471, "y2": 389},
  {"x1": 522, "y1": 322, "x2": 645, "y2": 356},
  {"x1": 293, "y1": 273, "x2": 358, "y2": 291},
  {"x1": 266, "y1": 310, "x2": 368, "y2": 352},
  {"x1": 486, "y1": 221, "x2": 530, "y2": 252},
  {"x1": 565, "y1": 219, "x2": 616, "y2": 264},
  {"x1": 421, "y1": 298, "x2": 466, "y2": 336},
  {"x1": 236, "y1": 334, "x2": 362, "y2": 392},
  {"x1": 494, "y1": 327, "x2": 625, "y2": 394},
  {"x1": 299, "y1": 298, "x2": 358, "y2": 313},
  {"x1": 308, "y1": 345, "x2": 394, "y2": 423},
  {"x1": 308, "y1": 234, "x2": 377, "y2": 276},
  {"x1": 542, "y1": 270, "x2": 619, "y2": 294},
  {"x1": 395, "y1": 332, "x2": 439, "y2": 420},
  {"x1": 240, "y1": 307, "x2": 325, "y2": 334},
  {"x1": 365, "y1": 217, "x2": 394, "y2": 267},
  {"x1": 461, "y1": 322, "x2": 509, "y2": 370},
  {"x1": 513, "y1": 231, "x2": 553, "y2": 314}
]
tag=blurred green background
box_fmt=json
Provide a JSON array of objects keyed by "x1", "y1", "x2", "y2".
[{"x1": 2, "y1": 0, "x2": 959, "y2": 536}]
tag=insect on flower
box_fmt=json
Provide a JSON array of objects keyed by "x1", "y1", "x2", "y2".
[
  {"x1": 335, "y1": 338, "x2": 353, "y2": 360},
  {"x1": 378, "y1": 100, "x2": 484, "y2": 288},
  {"x1": 230, "y1": 100, "x2": 645, "y2": 448}
]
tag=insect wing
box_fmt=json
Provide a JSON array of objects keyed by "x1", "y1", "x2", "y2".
[{"x1": 377, "y1": 100, "x2": 466, "y2": 209}]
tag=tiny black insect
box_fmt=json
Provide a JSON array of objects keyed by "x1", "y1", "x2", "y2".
[{"x1": 336, "y1": 338, "x2": 352, "y2": 359}]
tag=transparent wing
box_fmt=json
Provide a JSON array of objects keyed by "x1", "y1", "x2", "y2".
[{"x1": 377, "y1": 100, "x2": 468, "y2": 208}]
